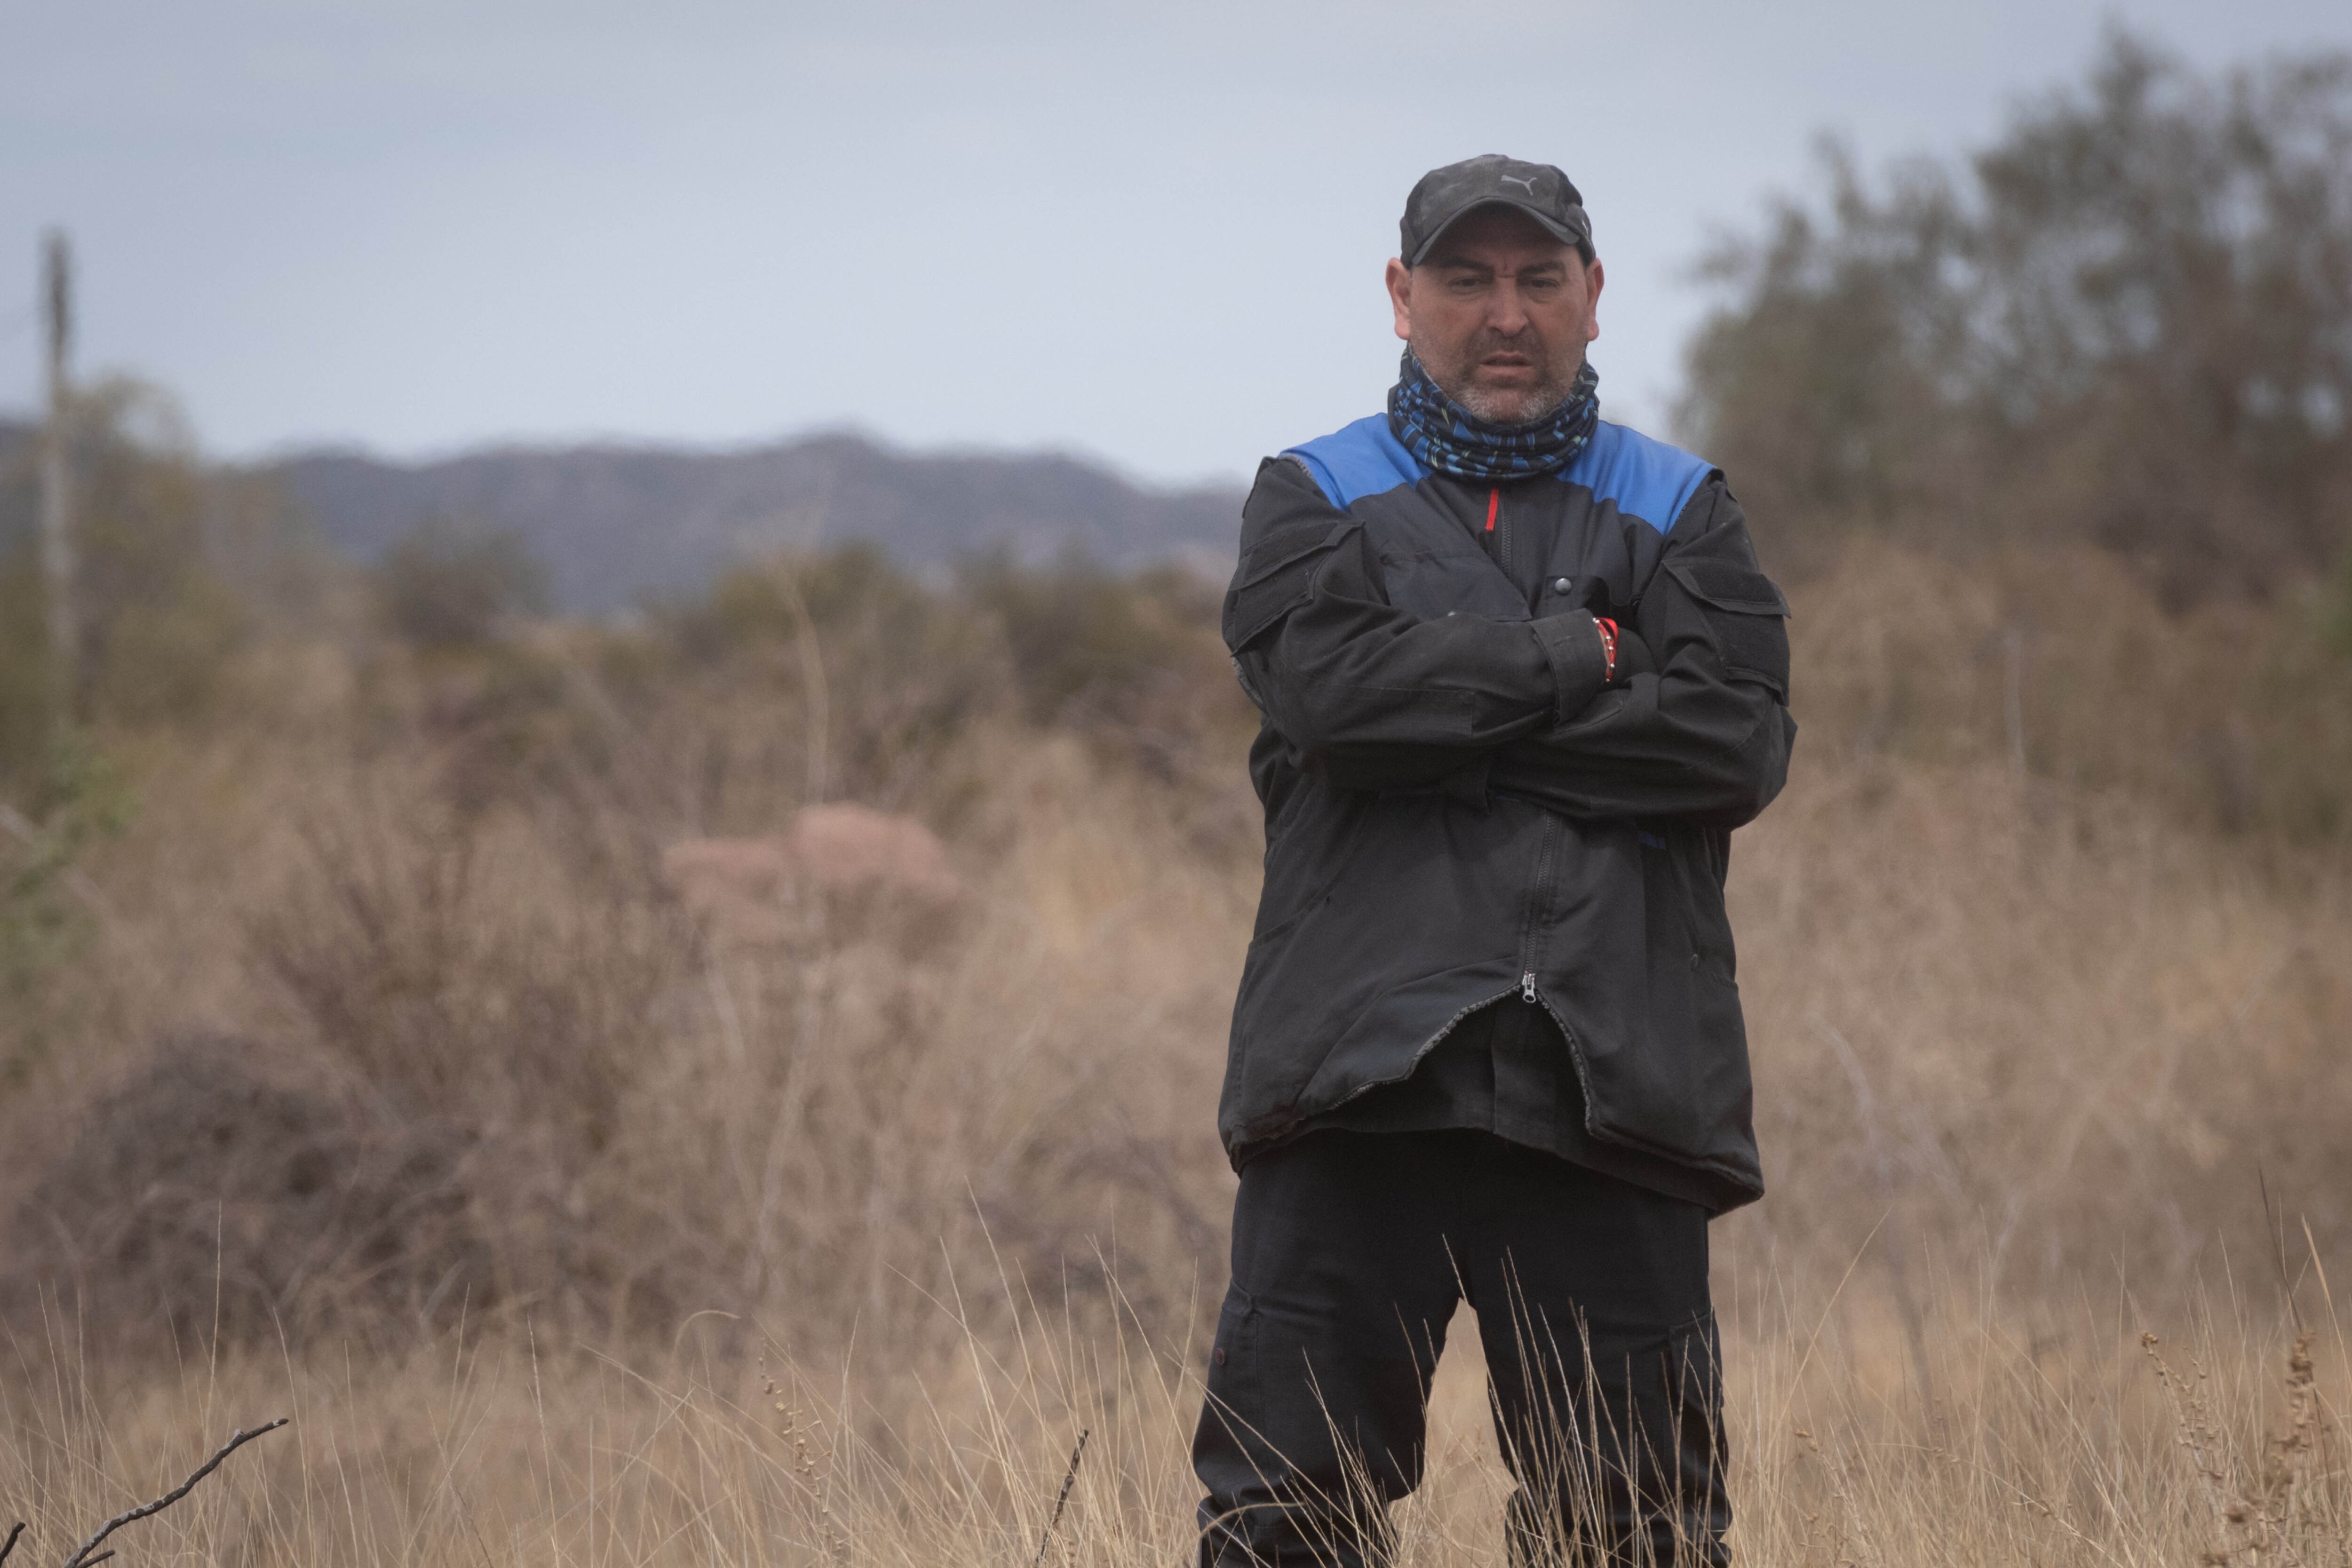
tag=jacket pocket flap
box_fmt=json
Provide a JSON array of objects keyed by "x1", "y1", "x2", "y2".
[
  {"x1": 1663, "y1": 557, "x2": 1791, "y2": 617},
  {"x1": 1236, "y1": 517, "x2": 1351, "y2": 587},
  {"x1": 1662, "y1": 557, "x2": 1791, "y2": 698},
  {"x1": 1223, "y1": 522, "x2": 1351, "y2": 652}
]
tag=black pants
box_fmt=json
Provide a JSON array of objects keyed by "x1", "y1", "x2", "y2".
[{"x1": 1192, "y1": 1130, "x2": 1728, "y2": 1568}]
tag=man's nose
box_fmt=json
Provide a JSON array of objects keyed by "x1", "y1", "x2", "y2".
[{"x1": 1486, "y1": 281, "x2": 1531, "y2": 334}]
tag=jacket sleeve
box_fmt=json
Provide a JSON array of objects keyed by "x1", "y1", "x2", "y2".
[
  {"x1": 1222, "y1": 456, "x2": 1616, "y2": 792},
  {"x1": 1484, "y1": 478, "x2": 1796, "y2": 828}
]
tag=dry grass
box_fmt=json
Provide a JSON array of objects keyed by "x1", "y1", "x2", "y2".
[
  {"x1": 0, "y1": 538, "x2": 2347, "y2": 1562},
  {"x1": 0, "y1": 1274, "x2": 2342, "y2": 1568}
]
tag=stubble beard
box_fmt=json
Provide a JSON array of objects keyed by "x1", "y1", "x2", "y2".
[{"x1": 1415, "y1": 330, "x2": 1585, "y2": 426}]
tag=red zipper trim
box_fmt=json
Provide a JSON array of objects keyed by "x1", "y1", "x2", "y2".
[{"x1": 1485, "y1": 487, "x2": 1499, "y2": 533}]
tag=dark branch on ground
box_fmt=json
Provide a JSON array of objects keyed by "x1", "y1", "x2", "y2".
[
  {"x1": 1030, "y1": 1428, "x2": 1090, "y2": 1568},
  {"x1": 57, "y1": 1418, "x2": 289, "y2": 1568}
]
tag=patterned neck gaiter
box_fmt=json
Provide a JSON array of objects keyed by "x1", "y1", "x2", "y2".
[{"x1": 1386, "y1": 350, "x2": 1600, "y2": 481}]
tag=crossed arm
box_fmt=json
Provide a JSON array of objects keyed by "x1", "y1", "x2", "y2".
[{"x1": 1222, "y1": 457, "x2": 1796, "y2": 828}]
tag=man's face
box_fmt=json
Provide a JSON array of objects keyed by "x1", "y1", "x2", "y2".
[{"x1": 1385, "y1": 205, "x2": 1604, "y2": 425}]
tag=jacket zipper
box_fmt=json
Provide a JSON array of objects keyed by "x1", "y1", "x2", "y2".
[
  {"x1": 1514, "y1": 813, "x2": 1604, "y2": 1130},
  {"x1": 1518, "y1": 811, "x2": 1558, "y2": 999},
  {"x1": 1322, "y1": 813, "x2": 1568, "y2": 1117},
  {"x1": 1511, "y1": 810, "x2": 1611, "y2": 1132}
]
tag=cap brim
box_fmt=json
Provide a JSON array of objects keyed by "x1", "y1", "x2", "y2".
[{"x1": 1408, "y1": 198, "x2": 1588, "y2": 266}]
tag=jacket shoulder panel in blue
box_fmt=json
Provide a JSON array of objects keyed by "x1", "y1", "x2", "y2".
[
  {"x1": 1282, "y1": 415, "x2": 1427, "y2": 509},
  {"x1": 1559, "y1": 421, "x2": 1715, "y2": 535}
]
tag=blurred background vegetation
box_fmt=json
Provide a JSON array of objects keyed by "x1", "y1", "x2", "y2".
[
  {"x1": 0, "y1": 35, "x2": 2346, "y2": 1568},
  {"x1": 0, "y1": 25, "x2": 2342, "y2": 1378},
  {"x1": 1680, "y1": 31, "x2": 2352, "y2": 847},
  {"x1": 1683, "y1": 34, "x2": 2352, "y2": 592}
]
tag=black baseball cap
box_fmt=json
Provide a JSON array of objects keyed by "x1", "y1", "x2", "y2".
[{"x1": 1400, "y1": 154, "x2": 1591, "y2": 266}]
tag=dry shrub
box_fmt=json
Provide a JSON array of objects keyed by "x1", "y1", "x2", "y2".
[
  {"x1": 1725, "y1": 750, "x2": 2352, "y2": 1297},
  {"x1": 598, "y1": 725, "x2": 1247, "y2": 1360},
  {"x1": 0, "y1": 533, "x2": 2347, "y2": 1566},
  {"x1": 8, "y1": 698, "x2": 1248, "y2": 1355},
  {"x1": 655, "y1": 544, "x2": 1016, "y2": 817},
  {"x1": 5, "y1": 1035, "x2": 488, "y2": 1346},
  {"x1": 5, "y1": 534, "x2": 2349, "y2": 1362},
  {"x1": 246, "y1": 780, "x2": 673, "y2": 1163},
  {"x1": 1790, "y1": 536, "x2": 2352, "y2": 846},
  {"x1": 1732, "y1": 544, "x2": 2352, "y2": 1300},
  {"x1": 961, "y1": 554, "x2": 1239, "y2": 738}
]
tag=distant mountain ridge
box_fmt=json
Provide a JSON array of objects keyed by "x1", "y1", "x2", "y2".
[{"x1": 252, "y1": 430, "x2": 1248, "y2": 613}]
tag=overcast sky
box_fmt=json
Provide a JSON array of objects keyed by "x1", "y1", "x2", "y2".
[{"x1": 4, "y1": 0, "x2": 2351, "y2": 486}]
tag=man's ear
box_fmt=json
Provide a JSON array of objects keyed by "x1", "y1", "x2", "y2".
[
  {"x1": 1386, "y1": 257, "x2": 1413, "y2": 342},
  {"x1": 1584, "y1": 257, "x2": 1605, "y2": 343}
]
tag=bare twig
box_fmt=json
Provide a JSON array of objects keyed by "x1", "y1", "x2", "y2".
[
  {"x1": 1, "y1": 1521, "x2": 25, "y2": 1568},
  {"x1": 58, "y1": 1419, "x2": 288, "y2": 1568},
  {"x1": 1030, "y1": 1429, "x2": 1090, "y2": 1568}
]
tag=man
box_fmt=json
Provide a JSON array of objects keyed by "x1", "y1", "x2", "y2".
[{"x1": 1193, "y1": 154, "x2": 1795, "y2": 1568}]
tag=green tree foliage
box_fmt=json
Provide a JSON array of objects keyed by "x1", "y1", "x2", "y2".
[
  {"x1": 0, "y1": 381, "x2": 302, "y2": 1029},
  {"x1": 0, "y1": 734, "x2": 130, "y2": 1081},
  {"x1": 371, "y1": 517, "x2": 550, "y2": 651},
  {"x1": 650, "y1": 543, "x2": 1009, "y2": 810},
  {"x1": 71, "y1": 380, "x2": 251, "y2": 723},
  {"x1": 1681, "y1": 32, "x2": 2352, "y2": 600},
  {"x1": 961, "y1": 550, "x2": 1224, "y2": 725},
  {"x1": 0, "y1": 549, "x2": 50, "y2": 783},
  {"x1": 0, "y1": 380, "x2": 253, "y2": 782}
]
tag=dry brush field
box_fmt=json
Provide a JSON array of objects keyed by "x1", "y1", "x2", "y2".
[{"x1": 0, "y1": 538, "x2": 2347, "y2": 1566}]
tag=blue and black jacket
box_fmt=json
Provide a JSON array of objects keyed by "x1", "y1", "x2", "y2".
[{"x1": 1218, "y1": 413, "x2": 1796, "y2": 1211}]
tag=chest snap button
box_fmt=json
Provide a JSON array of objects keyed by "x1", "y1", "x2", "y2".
[{"x1": 1551, "y1": 576, "x2": 1573, "y2": 594}]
